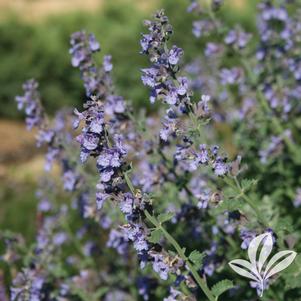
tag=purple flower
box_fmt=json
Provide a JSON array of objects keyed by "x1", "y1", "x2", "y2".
[
  {"x1": 53, "y1": 232, "x2": 68, "y2": 246},
  {"x1": 293, "y1": 188, "x2": 301, "y2": 207},
  {"x1": 151, "y1": 253, "x2": 170, "y2": 280},
  {"x1": 15, "y1": 79, "x2": 44, "y2": 130},
  {"x1": 225, "y1": 28, "x2": 251, "y2": 49},
  {"x1": 89, "y1": 33, "x2": 100, "y2": 52},
  {"x1": 213, "y1": 157, "x2": 228, "y2": 176},
  {"x1": 205, "y1": 42, "x2": 223, "y2": 57},
  {"x1": 119, "y1": 193, "x2": 135, "y2": 216},
  {"x1": 70, "y1": 31, "x2": 114, "y2": 98},
  {"x1": 97, "y1": 148, "x2": 122, "y2": 168},
  {"x1": 103, "y1": 55, "x2": 113, "y2": 72},
  {"x1": 121, "y1": 224, "x2": 149, "y2": 253},
  {"x1": 107, "y1": 229, "x2": 128, "y2": 255},
  {"x1": 164, "y1": 287, "x2": 182, "y2": 301},
  {"x1": 96, "y1": 192, "x2": 109, "y2": 211},
  {"x1": 168, "y1": 46, "x2": 183, "y2": 65},
  {"x1": 62, "y1": 170, "x2": 78, "y2": 191},
  {"x1": 11, "y1": 270, "x2": 45, "y2": 301},
  {"x1": 240, "y1": 228, "x2": 257, "y2": 249},
  {"x1": 220, "y1": 68, "x2": 244, "y2": 85},
  {"x1": 192, "y1": 20, "x2": 215, "y2": 38}
]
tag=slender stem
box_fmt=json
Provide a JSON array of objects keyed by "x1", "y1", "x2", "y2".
[
  {"x1": 235, "y1": 177, "x2": 268, "y2": 227},
  {"x1": 124, "y1": 171, "x2": 135, "y2": 194},
  {"x1": 157, "y1": 148, "x2": 194, "y2": 197},
  {"x1": 224, "y1": 177, "x2": 268, "y2": 228},
  {"x1": 124, "y1": 171, "x2": 216, "y2": 300},
  {"x1": 144, "y1": 210, "x2": 216, "y2": 301},
  {"x1": 62, "y1": 218, "x2": 94, "y2": 266}
]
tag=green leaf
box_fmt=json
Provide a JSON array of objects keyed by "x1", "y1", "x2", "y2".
[
  {"x1": 211, "y1": 198, "x2": 244, "y2": 215},
  {"x1": 274, "y1": 216, "x2": 294, "y2": 233},
  {"x1": 157, "y1": 212, "x2": 174, "y2": 224},
  {"x1": 188, "y1": 250, "x2": 205, "y2": 269},
  {"x1": 148, "y1": 229, "x2": 162, "y2": 244},
  {"x1": 211, "y1": 279, "x2": 234, "y2": 298},
  {"x1": 93, "y1": 287, "x2": 109, "y2": 298},
  {"x1": 241, "y1": 179, "x2": 257, "y2": 192}
]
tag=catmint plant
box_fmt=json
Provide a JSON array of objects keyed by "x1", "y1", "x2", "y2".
[{"x1": 2, "y1": 1, "x2": 301, "y2": 300}]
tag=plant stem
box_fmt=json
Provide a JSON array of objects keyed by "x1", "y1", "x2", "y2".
[
  {"x1": 144, "y1": 210, "x2": 216, "y2": 301},
  {"x1": 124, "y1": 171, "x2": 135, "y2": 194},
  {"x1": 234, "y1": 177, "x2": 268, "y2": 227},
  {"x1": 124, "y1": 170, "x2": 216, "y2": 300},
  {"x1": 224, "y1": 177, "x2": 268, "y2": 228}
]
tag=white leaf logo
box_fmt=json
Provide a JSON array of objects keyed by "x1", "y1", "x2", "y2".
[{"x1": 229, "y1": 232, "x2": 297, "y2": 297}]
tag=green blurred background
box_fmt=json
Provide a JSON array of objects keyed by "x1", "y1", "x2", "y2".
[{"x1": 0, "y1": 0, "x2": 257, "y2": 240}]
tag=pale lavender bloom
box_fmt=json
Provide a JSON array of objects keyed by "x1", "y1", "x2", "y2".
[
  {"x1": 104, "y1": 291, "x2": 131, "y2": 301},
  {"x1": 240, "y1": 229, "x2": 257, "y2": 249},
  {"x1": 163, "y1": 287, "x2": 182, "y2": 301},
  {"x1": 121, "y1": 224, "x2": 149, "y2": 253},
  {"x1": 62, "y1": 170, "x2": 78, "y2": 191},
  {"x1": 11, "y1": 269, "x2": 45, "y2": 301},
  {"x1": 105, "y1": 95, "x2": 126, "y2": 115},
  {"x1": 38, "y1": 199, "x2": 52, "y2": 212},
  {"x1": 96, "y1": 192, "x2": 110, "y2": 209},
  {"x1": 137, "y1": 277, "x2": 154, "y2": 301},
  {"x1": 250, "y1": 279, "x2": 270, "y2": 296},
  {"x1": 177, "y1": 77, "x2": 189, "y2": 95},
  {"x1": 107, "y1": 229, "x2": 129, "y2": 255},
  {"x1": 82, "y1": 133, "x2": 100, "y2": 151},
  {"x1": 187, "y1": 1, "x2": 200, "y2": 13},
  {"x1": 119, "y1": 193, "x2": 134, "y2": 216},
  {"x1": 220, "y1": 68, "x2": 244, "y2": 85},
  {"x1": 53, "y1": 232, "x2": 68, "y2": 246},
  {"x1": 259, "y1": 130, "x2": 291, "y2": 164},
  {"x1": 100, "y1": 215, "x2": 112, "y2": 229},
  {"x1": 36, "y1": 129, "x2": 55, "y2": 147},
  {"x1": 192, "y1": 20, "x2": 215, "y2": 38},
  {"x1": 293, "y1": 188, "x2": 301, "y2": 207},
  {"x1": 225, "y1": 28, "x2": 251, "y2": 49},
  {"x1": 205, "y1": 42, "x2": 223, "y2": 56},
  {"x1": 168, "y1": 46, "x2": 183, "y2": 65},
  {"x1": 15, "y1": 79, "x2": 44, "y2": 130},
  {"x1": 160, "y1": 113, "x2": 179, "y2": 141},
  {"x1": 103, "y1": 55, "x2": 113, "y2": 72},
  {"x1": 239, "y1": 97, "x2": 256, "y2": 119},
  {"x1": 89, "y1": 33, "x2": 100, "y2": 51},
  {"x1": 45, "y1": 148, "x2": 60, "y2": 171},
  {"x1": 165, "y1": 86, "x2": 178, "y2": 105},
  {"x1": 141, "y1": 68, "x2": 158, "y2": 88},
  {"x1": 213, "y1": 157, "x2": 228, "y2": 176},
  {"x1": 151, "y1": 253, "x2": 170, "y2": 280},
  {"x1": 97, "y1": 149, "x2": 122, "y2": 168}
]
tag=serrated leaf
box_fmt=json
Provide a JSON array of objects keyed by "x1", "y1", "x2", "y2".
[
  {"x1": 211, "y1": 279, "x2": 234, "y2": 298},
  {"x1": 188, "y1": 250, "x2": 205, "y2": 269},
  {"x1": 148, "y1": 229, "x2": 162, "y2": 244},
  {"x1": 158, "y1": 212, "x2": 174, "y2": 223},
  {"x1": 93, "y1": 287, "x2": 109, "y2": 298},
  {"x1": 211, "y1": 198, "x2": 244, "y2": 215},
  {"x1": 241, "y1": 179, "x2": 257, "y2": 192},
  {"x1": 274, "y1": 217, "x2": 294, "y2": 233},
  {"x1": 285, "y1": 273, "x2": 301, "y2": 289}
]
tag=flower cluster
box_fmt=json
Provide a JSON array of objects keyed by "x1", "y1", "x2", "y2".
[
  {"x1": 141, "y1": 10, "x2": 191, "y2": 111},
  {"x1": 16, "y1": 81, "x2": 80, "y2": 191}
]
